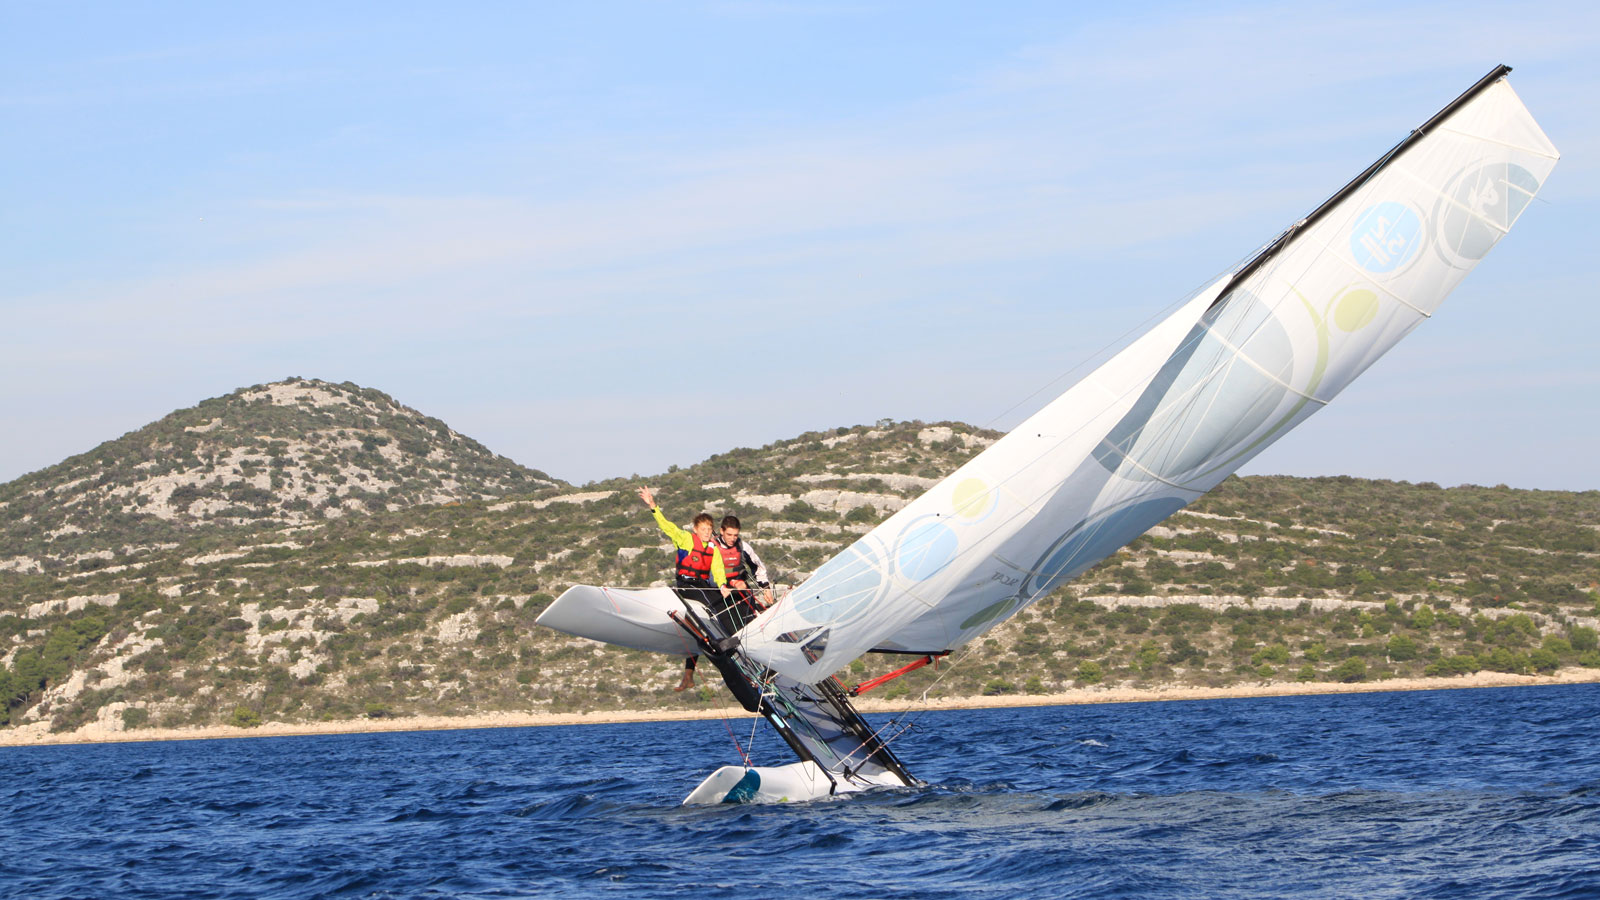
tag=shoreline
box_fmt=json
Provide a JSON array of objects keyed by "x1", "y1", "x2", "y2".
[{"x1": 5, "y1": 668, "x2": 1598, "y2": 749}]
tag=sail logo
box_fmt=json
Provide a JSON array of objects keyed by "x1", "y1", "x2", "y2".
[
  {"x1": 895, "y1": 517, "x2": 959, "y2": 582},
  {"x1": 1349, "y1": 202, "x2": 1422, "y2": 274},
  {"x1": 1433, "y1": 163, "x2": 1541, "y2": 267}
]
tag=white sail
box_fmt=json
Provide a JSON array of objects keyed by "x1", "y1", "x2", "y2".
[{"x1": 740, "y1": 71, "x2": 1559, "y2": 684}]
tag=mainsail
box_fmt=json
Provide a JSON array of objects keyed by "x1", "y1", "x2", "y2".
[{"x1": 739, "y1": 66, "x2": 1560, "y2": 685}]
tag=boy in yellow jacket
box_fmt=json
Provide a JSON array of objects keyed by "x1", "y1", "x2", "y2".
[{"x1": 638, "y1": 485, "x2": 731, "y2": 691}]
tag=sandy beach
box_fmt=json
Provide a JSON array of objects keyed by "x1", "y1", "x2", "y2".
[{"x1": 4, "y1": 668, "x2": 1597, "y2": 749}]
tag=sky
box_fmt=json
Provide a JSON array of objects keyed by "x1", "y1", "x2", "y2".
[{"x1": 3, "y1": 1, "x2": 1598, "y2": 491}]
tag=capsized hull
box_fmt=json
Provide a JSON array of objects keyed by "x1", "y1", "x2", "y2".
[
  {"x1": 536, "y1": 584, "x2": 703, "y2": 656},
  {"x1": 683, "y1": 761, "x2": 909, "y2": 805}
]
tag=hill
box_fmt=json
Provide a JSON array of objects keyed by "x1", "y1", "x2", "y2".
[
  {"x1": 0, "y1": 377, "x2": 561, "y2": 574},
  {"x1": 3, "y1": 395, "x2": 1599, "y2": 741}
]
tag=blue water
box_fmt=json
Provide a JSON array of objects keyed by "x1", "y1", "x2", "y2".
[{"x1": 5, "y1": 684, "x2": 1599, "y2": 900}]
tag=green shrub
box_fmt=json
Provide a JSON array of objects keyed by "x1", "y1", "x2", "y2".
[
  {"x1": 982, "y1": 678, "x2": 1016, "y2": 695},
  {"x1": 1483, "y1": 647, "x2": 1526, "y2": 674},
  {"x1": 1251, "y1": 644, "x2": 1290, "y2": 665},
  {"x1": 843, "y1": 505, "x2": 877, "y2": 524},
  {"x1": 1075, "y1": 661, "x2": 1103, "y2": 685},
  {"x1": 1424, "y1": 655, "x2": 1480, "y2": 677},
  {"x1": 1331, "y1": 658, "x2": 1367, "y2": 682},
  {"x1": 120, "y1": 707, "x2": 149, "y2": 729},
  {"x1": 1528, "y1": 649, "x2": 1560, "y2": 674},
  {"x1": 228, "y1": 706, "x2": 263, "y2": 728},
  {"x1": 1386, "y1": 634, "x2": 1419, "y2": 661}
]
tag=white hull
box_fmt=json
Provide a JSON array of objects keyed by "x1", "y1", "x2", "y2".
[
  {"x1": 537, "y1": 585, "x2": 705, "y2": 656},
  {"x1": 683, "y1": 761, "x2": 909, "y2": 805}
]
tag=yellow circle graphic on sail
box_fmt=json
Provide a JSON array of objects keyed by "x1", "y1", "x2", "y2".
[
  {"x1": 1335, "y1": 289, "x2": 1380, "y2": 332},
  {"x1": 951, "y1": 478, "x2": 995, "y2": 520}
]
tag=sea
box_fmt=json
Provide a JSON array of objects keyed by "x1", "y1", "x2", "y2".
[{"x1": 4, "y1": 683, "x2": 1598, "y2": 900}]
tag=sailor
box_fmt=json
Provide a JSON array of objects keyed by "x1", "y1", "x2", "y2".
[
  {"x1": 637, "y1": 486, "x2": 731, "y2": 692},
  {"x1": 714, "y1": 515, "x2": 775, "y2": 627}
]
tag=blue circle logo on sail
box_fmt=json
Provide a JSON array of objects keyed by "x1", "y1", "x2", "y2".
[
  {"x1": 1349, "y1": 202, "x2": 1422, "y2": 274},
  {"x1": 894, "y1": 517, "x2": 959, "y2": 582},
  {"x1": 791, "y1": 540, "x2": 883, "y2": 625}
]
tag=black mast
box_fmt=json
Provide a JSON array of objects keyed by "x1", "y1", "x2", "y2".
[{"x1": 1207, "y1": 64, "x2": 1512, "y2": 309}]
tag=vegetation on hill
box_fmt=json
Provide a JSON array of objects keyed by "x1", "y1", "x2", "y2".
[
  {"x1": 2, "y1": 391, "x2": 1597, "y2": 738},
  {"x1": 0, "y1": 377, "x2": 559, "y2": 572}
]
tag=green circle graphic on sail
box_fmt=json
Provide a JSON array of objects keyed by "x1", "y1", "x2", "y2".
[
  {"x1": 951, "y1": 477, "x2": 997, "y2": 521},
  {"x1": 1334, "y1": 288, "x2": 1380, "y2": 332}
]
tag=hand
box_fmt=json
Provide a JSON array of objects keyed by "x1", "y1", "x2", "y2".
[
  {"x1": 760, "y1": 589, "x2": 774, "y2": 608},
  {"x1": 637, "y1": 486, "x2": 656, "y2": 509},
  {"x1": 719, "y1": 585, "x2": 732, "y2": 598},
  {"x1": 731, "y1": 579, "x2": 747, "y2": 590}
]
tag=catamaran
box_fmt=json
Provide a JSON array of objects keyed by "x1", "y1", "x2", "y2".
[{"x1": 538, "y1": 65, "x2": 1558, "y2": 804}]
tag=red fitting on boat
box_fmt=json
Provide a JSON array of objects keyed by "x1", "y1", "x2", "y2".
[{"x1": 849, "y1": 655, "x2": 935, "y2": 696}]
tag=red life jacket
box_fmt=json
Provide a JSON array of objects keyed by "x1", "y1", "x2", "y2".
[
  {"x1": 717, "y1": 540, "x2": 745, "y2": 584},
  {"x1": 676, "y1": 533, "x2": 717, "y2": 582}
]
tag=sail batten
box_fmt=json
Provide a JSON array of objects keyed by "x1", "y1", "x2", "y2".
[{"x1": 740, "y1": 69, "x2": 1558, "y2": 684}]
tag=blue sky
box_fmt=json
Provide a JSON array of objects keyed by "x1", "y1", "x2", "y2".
[{"x1": 3, "y1": 1, "x2": 1597, "y2": 490}]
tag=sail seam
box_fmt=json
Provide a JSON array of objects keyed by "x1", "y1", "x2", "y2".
[
  {"x1": 1298, "y1": 232, "x2": 1434, "y2": 319},
  {"x1": 1196, "y1": 323, "x2": 1330, "y2": 406},
  {"x1": 1388, "y1": 163, "x2": 1513, "y2": 237},
  {"x1": 1433, "y1": 125, "x2": 1561, "y2": 160},
  {"x1": 1090, "y1": 438, "x2": 1217, "y2": 492}
]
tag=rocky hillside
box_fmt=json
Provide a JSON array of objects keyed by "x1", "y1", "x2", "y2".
[
  {"x1": 0, "y1": 378, "x2": 561, "y2": 574},
  {"x1": 3, "y1": 406, "x2": 1599, "y2": 742}
]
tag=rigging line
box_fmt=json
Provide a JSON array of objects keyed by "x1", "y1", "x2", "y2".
[
  {"x1": 836, "y1": 625, "x2": 994, "y2": 760},
  {"x1": 796, "y1": 641, "x2": 983, "y2": 769},
  {"x1": 870, "y1": 638, "x2": 992, "y2": 754},
  {"x1": 754, "y1": 94, "x2": 1522, "y2": 681},
  {"x1": 720, "y1": 714, "x2": 753, "y2": 768},
  {"x1": 830, "y1": 284, "x2": 1264, "y2": 623},
  {"x1": 766, "y1": 288, "x2": 1232, "y2": 628},
  {"x1": 870, "y1": 570, "x2": 1109, "y2": 757},
  {"x1": 976, "y1": 293, "x2": 1192, "y2": 432},
  {"x1": 758, "y1": 80, "x2": 1547, "y2": 756},
  {"x1": 871, "y1": 490, "x2": 1175, "y2": 754},
  {"x1": 800, "y1": 258, "x2": 1309, "y2": 656},
  {"x1": 813, "y1": 271, "x2": 1286, "y2": 620},
  {"x1": 746, "y1": 674, "x2": 767, "y2": 759},
  {"x1": 974, "y1": 253, "x2": 1261, "y2": 434}
]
